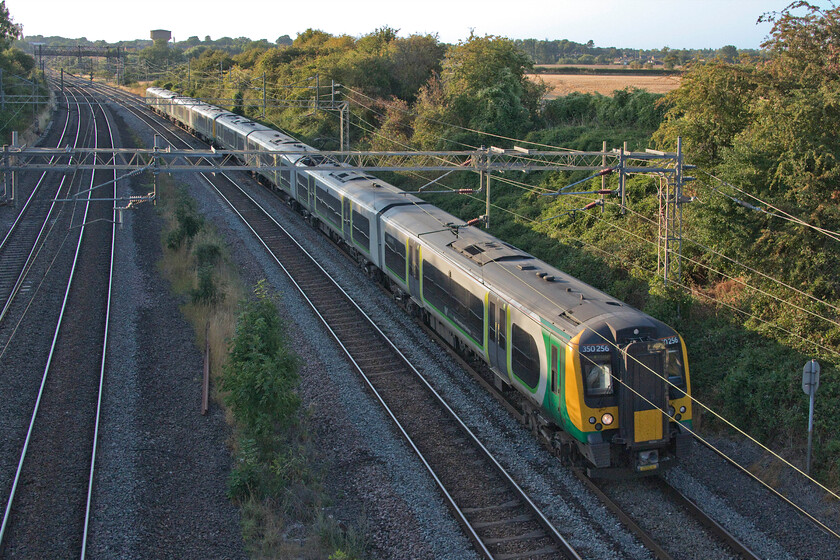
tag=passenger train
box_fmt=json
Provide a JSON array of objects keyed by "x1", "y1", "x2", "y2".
[{"x1": 146, "y1": 87, "x2": 693, "y2": 476}]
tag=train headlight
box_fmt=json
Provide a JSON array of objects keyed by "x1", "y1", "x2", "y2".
[
  {"x1": 601, "y1": 413, "x2": 614, "y2": 426},
  {"x1": 679, "y1": 406, "x2": 686, "y2": 413},
  {"x1": 668, "y1": 406, "x2": 676, "y2": 417},
  {"x1": 588, "y1": 416, "x2": 596, "y2": 424}
]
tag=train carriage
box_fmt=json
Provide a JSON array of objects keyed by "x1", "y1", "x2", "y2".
[
  {"x1": 215, "y1": 114, "x2": 271, "y2": 154},
  {"x1": 246, "y1": 129, "x2": 310, "y2": 195},
  {"x1": 191, "y1": 103, "x2": 232, "y2": 143},
  {"x1": 144, "y1": 87, "x2": 694, "y2": 476},
  {"x1": 145, "y1": 87, "x2": 178, "y2": 119}
]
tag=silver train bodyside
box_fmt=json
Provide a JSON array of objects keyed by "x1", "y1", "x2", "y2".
[{"x1": 145, "y1": 87, "x2": 693, "y2": 476}]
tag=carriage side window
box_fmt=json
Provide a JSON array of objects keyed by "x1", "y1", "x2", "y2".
[
  {"x1": 352, "y1": 210, "x2": 370, "y2": 252},
  {"x1": 582, "y1": 353, "x2": 613, "y2": 396},
  {"x1": 422, "y1": 263, "x2": 482, "y2": 344},
  {"x1": 280, "y1": 168, "x2": 291, "y2": 191},
  {"x1": 316, "y1": 184, "x2": 342, "y2": 227},
  {"x1": 297, "y1": 172, "x2": 309, "y2": 198},
  {"x1": 384, "y1": 232, "x2": 406, "y2": 281},
  {"x1": 511, "y1": 324, "x2": 539, "y2": 389},
  {"x1": 450, "y1": 279, "x2": 483, "y2": 342},
  {"x1": 422, "y1": 261, "x2": 448, "y2": 310}
]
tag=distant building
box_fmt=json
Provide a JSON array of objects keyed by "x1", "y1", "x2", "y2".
[{"x1": 150, "y1": 30, "x2": 172, "y2": 42}]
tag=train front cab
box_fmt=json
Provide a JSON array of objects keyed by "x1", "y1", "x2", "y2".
[{"x1": 561, "y1": 322, "x2": 693, "y2": 478}]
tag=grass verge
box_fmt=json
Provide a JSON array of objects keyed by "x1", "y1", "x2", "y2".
[{"x1": 155, "y1": 174, "x2": 366, "y2": 558}]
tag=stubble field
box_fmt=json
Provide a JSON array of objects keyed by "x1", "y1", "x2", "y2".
[{"x1": 528, "y1": 73, "x2": 681, "y2": 97}]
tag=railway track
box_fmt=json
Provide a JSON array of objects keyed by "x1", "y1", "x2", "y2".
[
  {"x1": 87, "y1": 80, "x2": 836, "y2": 559},
  {"x1": 85, "y1": 79, "x2": 581, "y2": 560},
  {"x1": 0, "y1": 80, "x2": 76, "y2": 329},
  {"x1": 212, "y1": 172, "x2": 582, "y2": 559},
  {"x1": 0, "y1": 80, "x2": 117, "y2": 558},
  {"x1": 574, "y1": 471, "x2": 761, "y2": 560}
]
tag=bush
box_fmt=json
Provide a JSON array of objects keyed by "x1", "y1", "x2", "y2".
[
  {"x1": 167, "y1": 189, "x2": 204, "y2": 248},
  {"x1": 222, "y1": 281, "x2": 301, "y2": 441},
  {"x1": 194, "y1": 242, "x2": 222, "y2": 267},
  {"x1": 191, "y1": 266, "x2": 223, "y2": 305}
]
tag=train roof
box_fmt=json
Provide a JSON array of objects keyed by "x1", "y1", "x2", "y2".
[
  {"x1": 382, "y1": 202, "x2": 659, "y2": 334},
  {"x1": 216, "y1": 113, "x2": 273, "y2": 136},
  {"x1": 248, "y1": 129, "x2": 317, "y2": 164},
  {"x1": 330, "y1": 171, "x2": 426, "y2": 213},
  {"x1": 192, "y1": 103, "x2": 232, "y2": 120}
]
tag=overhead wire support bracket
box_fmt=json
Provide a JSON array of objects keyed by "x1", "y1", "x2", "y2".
[
  {"x1": 541, "y1": 168, "x2": 614, "y2": 196},
  {"x1": 540, "y1": 200, "x2": 604, "y2": 223}
]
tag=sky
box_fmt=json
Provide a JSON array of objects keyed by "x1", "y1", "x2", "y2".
[{"x1": 6, "y1": 0, "x2": 836, "y2": 50}]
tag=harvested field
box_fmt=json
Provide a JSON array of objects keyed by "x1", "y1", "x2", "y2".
[{"x1": 528, "y1": 73, "x2": 681, "y2": 97}]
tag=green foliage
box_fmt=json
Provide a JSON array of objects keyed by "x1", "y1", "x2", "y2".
[
  {"x1": 194, "y1": 242, "x2": 222, "y2": 267},
  {"x1": 222, "y1": 281, "x2": 301, "y2": 442},
  {"x1": 0, "y1": 1, "x2": 21, "y2": 48},
  {"x1": 228, "y1": 437, "x2": 264, "y2": 499},
  {"x1": 140, "y1": 38, "x2": 183, "y2": 68},
  {"x1": 645, "y1": 3, "x2": 840, "y2": 485},
  {"x1": 0, "y1": 2, "x2": 43, "y2": 143},
  {"x1": 165, "y1": 189, "x2": 204, "y2": 249},
  {"x1": 409, "y1": 35, "x2": 548, "y2": 149},
  {"x1": 319, "y1": 511, "x2": 367, "y2": 560},
  {"x1": 191, "y1": 266, "x2": 223, "y2": 305},
  {"x1": 653, "y1": 61, "x2": 759, "y2": 166},
  {"x1": 655, "y1": 3, "x2": 840, "y2": 316},
  {"x1": 542, "y1": 88, "x2": 665, "y2": 130}
]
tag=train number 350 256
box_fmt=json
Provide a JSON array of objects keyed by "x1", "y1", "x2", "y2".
[{"x1": 580, "y1": 344, "x2": 611, "y2": 353}]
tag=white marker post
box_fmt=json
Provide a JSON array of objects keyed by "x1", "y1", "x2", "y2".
[{"x1": 802, "y1": 359, "x2": 820, "y2": 475}]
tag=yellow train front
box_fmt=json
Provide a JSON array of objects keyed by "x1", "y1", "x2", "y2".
[{"x1": 545, "y1": 316, "x2": 693, "y2": 477}]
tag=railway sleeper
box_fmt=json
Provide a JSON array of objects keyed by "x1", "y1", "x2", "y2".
[
  {"x1": 493, "y1": 546, "x2": 562, "y2": 560},
  {"x1": 461, "y1": 500, "x2": 520, "y2": 514},
  {"x1": 470, "y1": 513, "x2": 534, "y2": 530},
  {"x1": 483, "y1": 530, "x2": 553, "y2": 546}
]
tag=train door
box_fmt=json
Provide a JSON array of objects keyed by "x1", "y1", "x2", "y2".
[
  {"x1": 408, "y1": 239, "x2": 421, "y2": 300},
  {"x1": 308, "y1": 176, "x2": 315, "y2": 210},
  {"x1": 619, "y1": 342, "x2": 668, "y2": 445},
  {"x1": 550, "y1": 341, "x2": 562, "y2": 399},
  {"x1": 487, "y1": 294, "x2": 507, "y2": 375},
  {"x1": 296, "y1": 172, "x2": 308, "y2": 209},
  {"x1": 342, "y1": 198, "x2": 351, "y2": 240}
]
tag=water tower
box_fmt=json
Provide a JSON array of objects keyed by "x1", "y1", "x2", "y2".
[{"x1": 150, "y1": 30, "x2": 172, "y2": 42}]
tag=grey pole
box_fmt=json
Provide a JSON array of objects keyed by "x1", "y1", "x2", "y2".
[
  {"x1": 619, "y1": 141, "x2": 627, "y2": 215},
  {"x1": 807, "y1": 389, "x2": 815, "y2": 474},
  {"x1": 601, "y1": 140, "x2": 607, "y2": 214},
  {"x1": 802, "y1": 359, "x2": 820, "y2": 475},
  {"x1": 10, "y1": 131, "x2": 17, "y2": 206}
]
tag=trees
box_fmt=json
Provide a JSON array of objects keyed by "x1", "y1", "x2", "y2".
[
  {"x1": 716, "y1": 44, "x2": 738, "y2": 62},
  {"x1": 139, "y1": 38, "x2": 183, "y2": 69},
  {"x1": 413, "y1": 34, "x2": 545, "y2": 148},
  {"x1": 653, "y1": 61, "x2": 759, "y2": 167},
  {"x1": 653, "y1": 1, "x2": 840, "y2": 329},
  {"x1": 0, "y1": 1, "x2": 21, "y2": 48}
]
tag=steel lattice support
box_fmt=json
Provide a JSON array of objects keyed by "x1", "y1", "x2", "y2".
[{"x1": 1, "y1": 141, "x2": 692, "y2": 283}]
